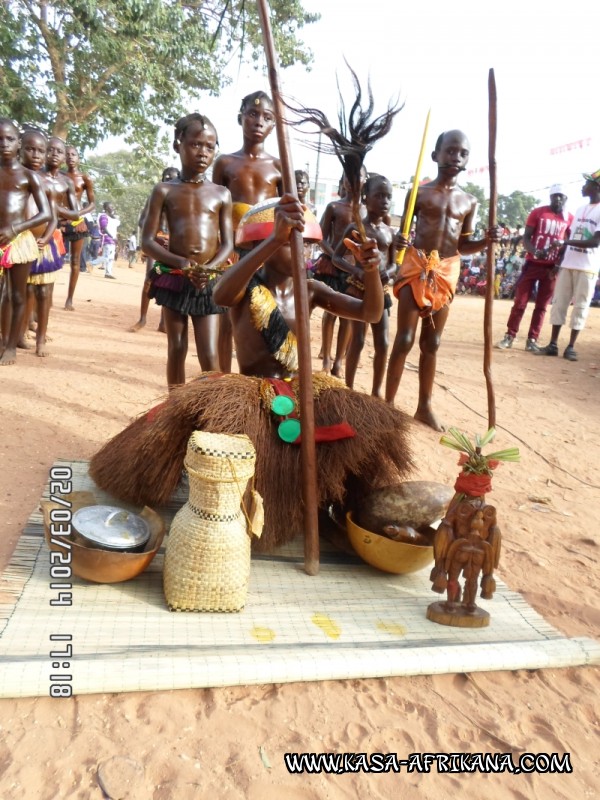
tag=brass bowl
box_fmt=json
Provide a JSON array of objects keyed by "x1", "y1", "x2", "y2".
[
  {"x1": 42, "y1": 491, "x2": 165, "y2": 584},
  {"x1": 346, "y1": 512, "x2": 434, "y2": 575}
]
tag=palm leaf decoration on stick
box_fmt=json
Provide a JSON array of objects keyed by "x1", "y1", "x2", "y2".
[{"x1": 285, "y1": 62, "x2": 403, "y2": 241}]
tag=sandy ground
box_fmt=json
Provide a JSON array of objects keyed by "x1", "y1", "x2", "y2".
[{"x1": 0, "y1": 259, "x2": 598, "y2": 799}]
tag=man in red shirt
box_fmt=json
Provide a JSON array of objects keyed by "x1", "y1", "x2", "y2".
[{"x1": 496, "y1": 185, "x2": 573, "y2": 351}]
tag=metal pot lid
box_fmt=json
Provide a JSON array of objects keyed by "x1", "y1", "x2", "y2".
[{"x1": 72, "y1": 506, "x2": 150, "y2": 550}]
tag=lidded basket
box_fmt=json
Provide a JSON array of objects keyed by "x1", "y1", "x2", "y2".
[{"x1": 163, "y1": 431, "x2": 257, "y2": 612}]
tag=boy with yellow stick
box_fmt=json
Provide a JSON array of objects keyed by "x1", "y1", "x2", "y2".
[{"x1": 385, "y1": 129, "x2": 501, "y2": 431}]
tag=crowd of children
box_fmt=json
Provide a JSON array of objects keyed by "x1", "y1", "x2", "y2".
[{"x1": 5, "y1": 101, "x2": 596, "y2": 433}]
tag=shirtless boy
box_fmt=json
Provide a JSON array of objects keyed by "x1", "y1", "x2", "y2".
[
  {"x1": 385, "y1": 130, "x2": 500, "y2": 430},
  {"x1": 212, "y1": 90, "x2": 282, "y2": 371},
  {"x1": 333, "y1": 174, "x2": 396, "y2": 397},
  {"x1": 129, "y1": 166, "x2": 179, "y2": 333},
  {"x1": 212, "y1": 195, "x2": 383, "y2": 377},
  {"x1": 63, "y1": 145, "x2": 95, "y2": 308},
  {"x1": 0, "y1": 119, "x2": 51, "y2": 365},
  {"x1": 315, "y1": 168, "x2": 367, "y2": 375},
  {"x1": 142, "y1": 113, "x2": 233, "y2": 388},
  {"x1": 20, "y1": 129, "x2": 65, "y2": 357}
]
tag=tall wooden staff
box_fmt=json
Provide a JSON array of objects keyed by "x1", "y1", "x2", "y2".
[
  {"x1": 484, "y1": 69, "x2": 498, "y2": 430},
  {"x1": 256, "y1": 0, "x2": 320, "y2": 575}
]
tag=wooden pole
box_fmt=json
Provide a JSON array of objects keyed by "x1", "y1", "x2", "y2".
[
  {"x1": 256, "y1": 0, "x2": 320, "y2": 575},
  {"x1": 484, "y1": 69, "x2": 497, "y2": 431}
]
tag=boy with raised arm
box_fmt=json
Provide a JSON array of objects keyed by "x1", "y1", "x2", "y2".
[{"x1": 212, "y1": 195, "x2": 384, "y2": 376}]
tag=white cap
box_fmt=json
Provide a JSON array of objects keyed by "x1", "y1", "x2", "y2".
[{"x1": 549, "y1": 184, "x2": 567, "y2": 197}]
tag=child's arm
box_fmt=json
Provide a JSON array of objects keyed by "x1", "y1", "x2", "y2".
[
  {"x1": 1, "y1": 172, "x2": 52, "y2": 244},
  {"x1": 331, "y1": 223, "x2": 364, "y2": 277},
  {"x1": 213, "y1": 194, "x2": 304, "y2": 307},
  {"x1": 202, "y1": 188, "x2": 234, "y2": 271},
  {"x1": 394, "y1": 189, "x2": 417, "y2": 253},
  {"x1": 56, "y1": 177, "x2": 81, "y2": 221},
  {"x1": 141, "y1": 184, "x2": 187, "y2": 269},
  {"x1": 457, "y1": 197, "x2": 502, "y2": 254},
  {"x1": 311, "y1": 236, "x2": 384, "y2": 323},
  {"x1": 382, "y1": 235, "x2": 397, "y2": 283},
  {"x1": 36, "y1": 189, "x2": 58, "y2": 248},
  {"x1": 211, "y1": 156, "x2": 228, "y2": 187},
  {"x1": 317, "y1": 202, "x2": 336, "y2": 257},
  {"x1": 79, "y1": 175, "x2": 96, "y2": 216}
]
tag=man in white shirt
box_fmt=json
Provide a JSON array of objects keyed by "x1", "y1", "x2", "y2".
[
  {"x1": 98, "y1": 201, "x2": 120, "y2": 279},
  {"x1": 536, "y1": 170, "x2": 600, "y2": 361},
  {"x1": 127, "y1": 232, "x2": 137, "y2": 267}
]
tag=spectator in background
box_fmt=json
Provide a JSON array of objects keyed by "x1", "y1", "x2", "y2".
[
  {"x1": 98, "y1": 201, "x2": 120, "y2": 279},
  {"x1": 497, "y1": 185, "x2": 572, "y2": 351},
  {"x1": 127, "y1": 231, "x2": 137, "y2": 267},
  {"x1": 536, "y1": 170, "x2": 600, "y2": 361}
]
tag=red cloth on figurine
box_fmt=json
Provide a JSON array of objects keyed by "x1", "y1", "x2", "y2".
[{"x1": 454, "y1": 455, "x2": 500, "y2": 496}]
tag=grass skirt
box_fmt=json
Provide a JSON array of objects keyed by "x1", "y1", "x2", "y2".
[
  {"x1": 89, "y1": 373, "x2": 413, "y2": 552},
  {"x1": 28, "y1": 233, "x2": 64, "y2": 285},
  {"x1": 151, "y1": 277, "x2": 226, "y2": 317},
  {"x1": 0, "y1": 230, "x2": 39, "y2": 267}
]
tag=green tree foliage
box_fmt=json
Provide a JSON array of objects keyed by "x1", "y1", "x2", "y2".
[
  {"x1": 462, "y1": 183, "x2": 539, "y2": 231},
  {"x1": 0, "y1": 1, "x2": 318, "y2": 150},
  {"x1": 497, "y1": 190, "x2": 540, "y2": 230},
  {"x1": 85, "y1": 148, "x2": 167, "y2": 239},
  {"x1": 462, "y1": 181, "x2": 488, "y2": 222}
]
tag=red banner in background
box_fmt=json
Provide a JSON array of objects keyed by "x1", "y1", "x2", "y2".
[
  {"x1": 550, "y1": 138, "x2": 592, "y2": 155},
  {"x1": 466, "y1": 165, "x2": 489, "y2": 177}
]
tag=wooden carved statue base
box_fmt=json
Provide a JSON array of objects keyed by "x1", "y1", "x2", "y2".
[
  {"x1": 427, "y1": 496, "x2": 501, "y2": 628},
  {"x1": 426, "y1": 601, "x2": 490, "y2": 628}
]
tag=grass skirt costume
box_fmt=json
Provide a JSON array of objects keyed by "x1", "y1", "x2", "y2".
[
  {"x1": 346, "y1": 274, "x2": 393, "y2": 317},
  {"x1": 0, "y1": 230, "x2": 39, "y2": 268},
  {"x1": 148, "y1": 261, "x2": 226, "y2": 317},
  {"x1": 89, "y1": 372, "x2": 413, "y2": 552},
  {"x1": 312, "y1": 253, "x2": 349, "y2": 294},
  {"x1": 61, "y1": 218, "x2": 88, "y2": 242},
  {"x1": 91, "y1": 200, "x2": 412, "y2": 551},
  {"x1": 393, "y1": 247, "x2": 461, "y2": 316},
  {"x1": 28, "y1": 230, "x2": 65, "y2": 286}
]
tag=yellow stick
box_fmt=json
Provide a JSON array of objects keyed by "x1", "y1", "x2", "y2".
[{"x1": 396, "y1": 108, "x2": 431, "y2": 265}]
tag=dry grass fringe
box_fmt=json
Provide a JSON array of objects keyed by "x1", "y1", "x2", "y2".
[{"x1": 90, "y1": 374, "x2": 413, "y2": 551}]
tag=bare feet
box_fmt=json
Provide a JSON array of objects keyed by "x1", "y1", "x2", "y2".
[
  {"x1": 129, "y1": 319, "x2": 146, "y2": 333},
  {"x1": 331, "y1": 361, "x2": 344, "y2": 379},
  {"x1": 36, "y1": 341, "x2": 49, "y2": 357},
  {"x1": 322, "y1": 356, "x2": 332, "y2": 373},
  {"x1": 0, "y1": 347, "x2": 16, "y2": 365},
  {"x1": 64, "y1": 300, "x2": 75, "y2": 311},
  {"x1": 157, "y1": 324, "x2": 166, "y2": 334},
  {"x1": 414, "y1": 407, "x2": 445, "y2": 432}
]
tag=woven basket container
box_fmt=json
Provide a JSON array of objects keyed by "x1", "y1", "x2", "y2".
[{"x1": 163, "y1": 431, "x2": 256, "y2": 612}]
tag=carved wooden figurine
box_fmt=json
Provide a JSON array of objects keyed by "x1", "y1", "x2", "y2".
[{"x1": 427, "y1": 498, "x2": 501, "y2": 628}]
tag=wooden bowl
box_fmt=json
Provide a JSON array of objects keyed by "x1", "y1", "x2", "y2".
[
  {"x1": 42, "y1": 491, "x2": 165, "y2": 584},
  {"x1": 346, "y1": 512, "x2": 434, "y2": 575}
]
